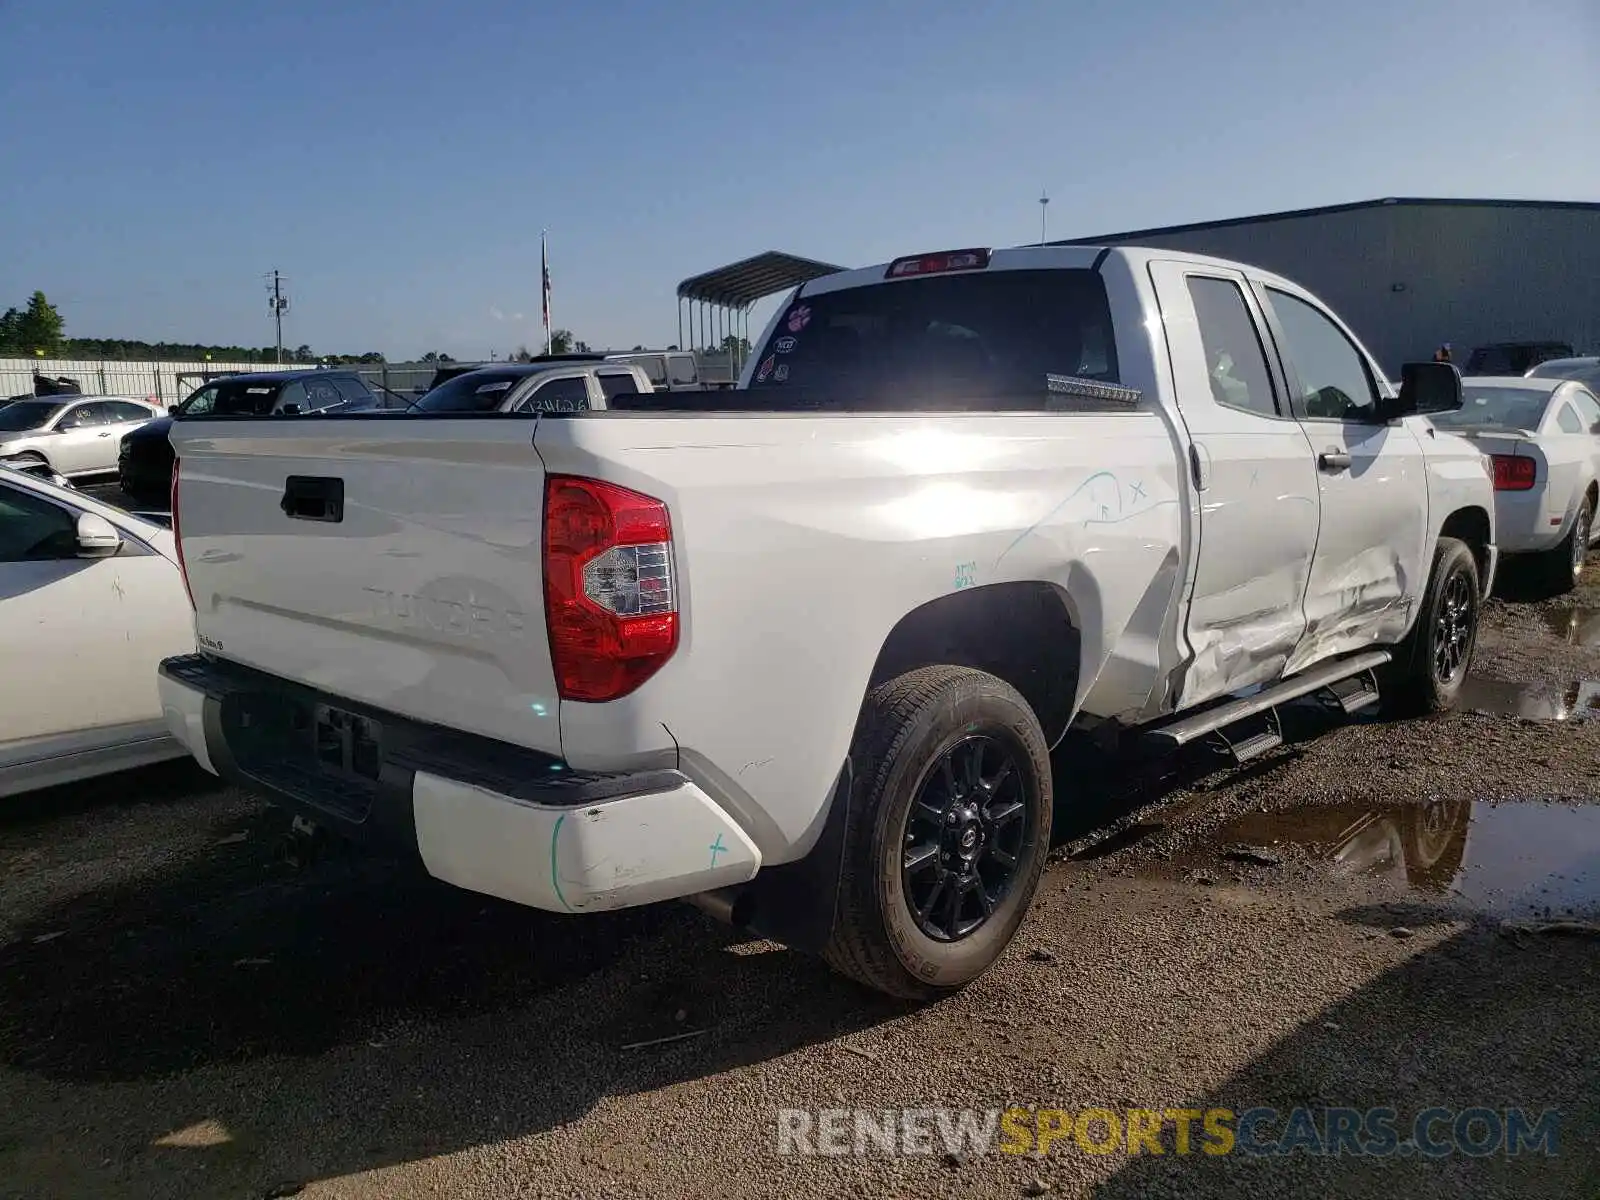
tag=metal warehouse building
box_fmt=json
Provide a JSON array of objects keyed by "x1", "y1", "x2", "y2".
[{"x1": 1057, "y1": 197, "x2": 1600, "y2": 376}]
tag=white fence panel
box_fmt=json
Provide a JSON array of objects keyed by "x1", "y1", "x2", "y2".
[{"x1": 1, "y1": 359, "x2": 298, "y2": 408}]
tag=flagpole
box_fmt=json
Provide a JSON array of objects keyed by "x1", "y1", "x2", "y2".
[{"x1": 541, "y1": 229, "x2": 552, "y2": 356}]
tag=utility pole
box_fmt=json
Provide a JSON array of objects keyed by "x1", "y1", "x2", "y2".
[
  {"x1": 1039, "y1": 190, "x2": 1050, "y2": 245},
  {"x1": 268, "y1": 270, "x2": 289, "y2": 363}
]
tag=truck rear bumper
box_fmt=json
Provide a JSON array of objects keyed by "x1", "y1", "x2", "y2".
[{"x1": 157, "y1": 654, "x2": 761, "y2": 913}]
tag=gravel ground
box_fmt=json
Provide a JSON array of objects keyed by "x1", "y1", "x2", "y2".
[{"x1": 1, "y1": 554, "x2": 1597, "y2": 1199}]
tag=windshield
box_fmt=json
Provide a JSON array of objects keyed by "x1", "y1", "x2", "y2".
[
  {"x1": 0, "y1": 401, "x2": 64, "y2": 432},
  {"x1": 1430, "y1": 386, "x2": 1553, "y2": 431},
  {"x1": 744, "y1": 268, "x2": 1119, "y2": 411},
  {"x1": 414, "y1": 370, "x2": 532, "y2": 413}
]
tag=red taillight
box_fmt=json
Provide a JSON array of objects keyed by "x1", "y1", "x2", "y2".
[
  {"x1": 1492, "y1": 454, "x2": 1536, "y2": 491},
  {"x1": 543, "y1": 476, "x2": 678, "y2": 702},
  {"x1": 885, "y1": 247, "x2": 992, "y2": 279},
  {"x1": 170, "y1": 462, "x2": 197, "y2": 610}
]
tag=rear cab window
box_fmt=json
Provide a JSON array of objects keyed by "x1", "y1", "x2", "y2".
[{"x1": 745, "y1": 268, "x2": 1120, "y2": 411}]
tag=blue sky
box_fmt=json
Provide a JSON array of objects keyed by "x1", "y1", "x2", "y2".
[{"x1": 1, "y1": 0, "x2": 1595, "y2": 360}]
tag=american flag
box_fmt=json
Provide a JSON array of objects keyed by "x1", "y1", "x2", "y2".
[{"x1": 541, "y1": 231, "x2": 552, "y2": 351}]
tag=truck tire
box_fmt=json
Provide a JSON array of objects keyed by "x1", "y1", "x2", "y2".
[
  {"x1": 1381, "y1": 537, "x2": 1481, "y2": 717},
  {"x1": 1536, "y1": 496, "x2": 1592, "y2": 596},
  {"x1": 824, "y1": 666, "x2": 1052, "y2": 1000}
]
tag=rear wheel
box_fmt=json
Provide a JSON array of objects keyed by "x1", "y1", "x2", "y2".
[
  {"x1": 1537, "y1": 497, "x2": 1592, "y2": 595},
  {"x1": 824, "y1": 666, "x2": 1052, "y2": 1000},
  {"x1": 1381, "y1": 537, "x2": 1480, "y2": 717}
]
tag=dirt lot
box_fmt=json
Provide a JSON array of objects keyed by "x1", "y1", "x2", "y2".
[{"x1": 2, "y1": 555, "x2": 1598, "y2": 1200}]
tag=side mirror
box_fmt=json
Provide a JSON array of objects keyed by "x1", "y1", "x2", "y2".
[
  {"x1": 1387, "y1": 361, "x2": 1463, "y2": 420},
  {"x1": 75, "y1": 512, "x2": 123, "y2": 558}
]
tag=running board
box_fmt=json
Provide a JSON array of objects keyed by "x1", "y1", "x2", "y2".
[
  {"x1": 1325, "y1": 670, "x2": 1382, "y2": 715},
  {"x1": 1211, "y1": 709, "x2": 1283, "y2": 764},
  {"x1": 1146, "y1": 650, "x2": 1391, "y2": 751}
]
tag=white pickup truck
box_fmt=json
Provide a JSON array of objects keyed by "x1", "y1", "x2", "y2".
[{"x1": 157, "y1": 245, "x2": 1495, "y2": 998}]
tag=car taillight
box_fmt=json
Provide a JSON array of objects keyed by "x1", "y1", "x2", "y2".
[
  {"x1": 171, "y1": 462, "x2": 196, "y2": 610},
  {"x1": 1491, "y1": 454, "x2": 1536, "y2": 491},
  {"x1": 543, "y1": 475, "x2": 677, "y2": 702}
]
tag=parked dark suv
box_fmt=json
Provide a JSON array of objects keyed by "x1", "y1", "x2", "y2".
[
  {"x1": 1463, "y1": 341, "x2": 1574, "y2": 376},
  {"x1": 118, "y1": 369, "x2": 379, "y2": 503}
]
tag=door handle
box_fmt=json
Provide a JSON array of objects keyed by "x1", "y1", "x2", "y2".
[
  {"x1": 1318, "y1": 449, "x2": 1352, "y2": 472},
  {"x1": 97, "y1": 431, "x2": 113, "y2": 438},
  {"x1": 281, "y1": 474, "x2": 344, "y2": 522}
]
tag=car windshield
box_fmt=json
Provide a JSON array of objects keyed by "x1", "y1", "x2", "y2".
[
  {"x1": 0, "y1": 401, "x2": 64, "y2": 432},
  {"x1": 414, "y1": 370, "x2": 532, "y2": 413},
  {"x1": 742, "y1": 268, "x2": 1120, "y2": 411},
  {"x1": 1430, "y1": 386, "x2": 1553, "y2": 431}
]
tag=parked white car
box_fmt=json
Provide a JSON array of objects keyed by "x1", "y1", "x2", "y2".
[
  {"x1": 157, "y1": 244, "x2": 1494, "y2": 998},
  {"x1": 0, "y1": 396, "x2": 163, "y2": 480},
  {"x1": 0, "y1": 469, "x2": 195, "y2": 797},
  {"x1": 1427, "y1": 376, "x2": 1600, "y2": 592},
  {"x1": 412, "y1": 361, "x2": 660, "y2": 412}
]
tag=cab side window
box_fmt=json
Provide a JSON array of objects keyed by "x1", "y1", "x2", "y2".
[
  {"x1": 57, "y1": 403, "x2": 103, "y2": 429},
  {"x1": 104, "y1": 401, "x2": 154, "y2": 423},
  {"x1": 1187, "y1": 277, "x2": 1279, "y2": 418},
  {"x1": 1556, "y1": 403, "x2": 1584, "y2": 434},
  {"x1": 521, "y1": 376, "x2": 591, "y2": 413},
  {"x1": 597, "y1": 371, "x2": 641, "y2": 401},
  {"x1": 180, "y1": 386, "x2": 218, "y2": 416},
  {"x1": 1266, "y1": 289, "x2": 1379, "y2": 422},
  {"x1": 667, "y1": 355, "x2": 697, "y2": 386},
  {"x1": 303, "y1": 379, "x2": 344, "y2": 411},
  {"x1": 0, "y1": 483, "x2": 77, "y2": 562}
]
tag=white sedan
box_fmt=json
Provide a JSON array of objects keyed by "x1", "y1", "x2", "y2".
[
  {"x1": 0, "y1": 395, "x2": 164, "y2": 480},
  {"x1": 1427, "y1": 376, "x2": 1600, "y2": 592},
  {"x1": 0, "y1": 465, "x2": 196, "y2": 797}
]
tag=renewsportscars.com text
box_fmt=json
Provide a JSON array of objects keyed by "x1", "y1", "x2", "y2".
[{"x1": 775, "y1": 1106, "x2": 1561, "y2": 1159}]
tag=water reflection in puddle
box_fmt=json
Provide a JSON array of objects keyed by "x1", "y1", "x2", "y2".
[
  {"x1": 1542, "y1": 607, "x2": 1600, "y2": 648},
  {"x1": 1182, "y1": 799, "x2": 1600, "y2": 918},
  {"x1": 1456, "y1": 677, "x2": 1600, "y2": 721}
]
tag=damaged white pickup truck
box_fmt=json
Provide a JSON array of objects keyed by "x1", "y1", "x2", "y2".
[{"x1": 157, "y1": 245, "x2": 1494, "y2": 998}]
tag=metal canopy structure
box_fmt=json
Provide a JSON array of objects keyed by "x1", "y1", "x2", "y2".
[{"x1": 676, "y1": 250, "x2": 845, "y2": 378}]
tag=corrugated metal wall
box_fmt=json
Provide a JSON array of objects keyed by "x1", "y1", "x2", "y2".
[
  {"x1": 1080, "y1": 203, "x2": 1600, "y2": 375},
  {"x1": 0, "y1": 359, "x2": 296, "y2": 407}
]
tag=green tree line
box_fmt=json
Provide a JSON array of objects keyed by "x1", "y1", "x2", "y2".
[{"x1": 0, "y1": 290, "x2": 388, "y2": 364}]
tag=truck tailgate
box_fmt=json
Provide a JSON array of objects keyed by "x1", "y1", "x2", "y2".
[{"x1": 171, "y1": 420, "x2": 562, "y2": 756}]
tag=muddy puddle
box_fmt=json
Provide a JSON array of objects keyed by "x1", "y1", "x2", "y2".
[
  {"x1": 1456, "y1": 677, "x2": 1600, "y2": 721},
  {"x1": 1541, "y1": 607, "x2": 1600, "y2": 648},
  {"x1": 1172, "y1": 798, "x2": 1600, "y2": 918}
]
